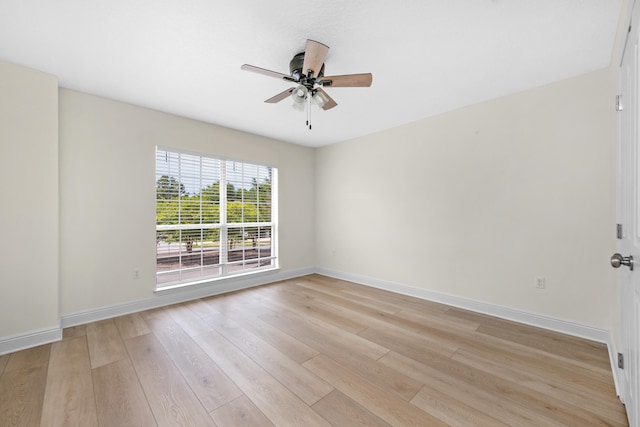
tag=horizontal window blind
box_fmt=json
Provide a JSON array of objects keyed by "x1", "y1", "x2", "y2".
[{"x1": 156, "y1": 147, "x2": 277, "y2": 287}]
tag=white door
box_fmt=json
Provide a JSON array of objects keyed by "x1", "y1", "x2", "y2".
[{"x1": 616, "y1": 2, "x2": 640, "y2": 425}]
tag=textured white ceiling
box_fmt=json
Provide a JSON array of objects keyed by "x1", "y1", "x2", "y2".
[{"x1": 0, "y1": 0, "x2": 622, "y2": 147}]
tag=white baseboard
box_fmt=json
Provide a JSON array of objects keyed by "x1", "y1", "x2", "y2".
[
  {"x1": 0, "y1": 326, "x2": 62, "y2": 356},
  {"x1": 0, "y1": 267, "x2": 313, "y2": 355},
  {"x1": 315, "y1": 267, "x2": 609, "y2": 343},
  {"x1": 61, "y1": 267, "x2": 314, "y2": 328}
]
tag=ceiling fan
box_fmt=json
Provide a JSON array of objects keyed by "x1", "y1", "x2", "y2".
[{"x1": 241, "y1": 39, "x2": 373, "y2": 129}]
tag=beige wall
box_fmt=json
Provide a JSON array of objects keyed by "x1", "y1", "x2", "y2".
[
  {"x1": 59, "y1": 89, "x2": 315, "y2": 316},
  {"x1": 316, "y1": 68, "x2": 617, "y2": 329},
  {"x1": 0, "y1": 61, "x2": 59, "y2": 338}
]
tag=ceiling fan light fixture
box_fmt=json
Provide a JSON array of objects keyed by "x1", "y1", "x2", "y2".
[
  {"x1": 312, "y1": 90, "x2": 329, "y2": 108},
  {"x1": 291, "y1": 85, "x2": 308, "y2": 103}
]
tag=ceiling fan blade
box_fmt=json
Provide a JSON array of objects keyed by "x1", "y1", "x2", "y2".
[
  {"x1": 315, "y1": 87, "x2": 338, "y2": 110},
  {"x1": 241, "y1": 64, "x2": 295, "y2": 82},
  {"x1": 318, "y1": 73, "x2": 373, "y2": 87},
  {"x1": 302, "y1": 39, "x2": 329, "y2": 78},
  {"x1": 264, "y1": 87, "x2": 296, "y2": 103}
]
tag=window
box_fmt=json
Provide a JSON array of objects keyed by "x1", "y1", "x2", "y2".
[{"x1": 155, "y1": 147, "x2": 277, "y2": 288}]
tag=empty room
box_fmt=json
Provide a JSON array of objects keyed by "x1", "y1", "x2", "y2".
[{"x1": 0, "y1": 0, "x2": 637, "y2": 426}]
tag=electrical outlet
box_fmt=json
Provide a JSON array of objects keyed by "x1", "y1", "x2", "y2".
[
  {"x1": 132, "y1": 269, "x2": 140, "y2": 280},
  {"x1": 535, "y1": 277, "x2": 546, "y2": 289}
]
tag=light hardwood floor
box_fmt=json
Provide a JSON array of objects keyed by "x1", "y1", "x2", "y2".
[{"x1": 0, "y1": 274, "x2": 628, "y2": 426}]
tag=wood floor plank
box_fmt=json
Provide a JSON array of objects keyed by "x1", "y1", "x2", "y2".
[
  {"x1": 451, "y1": 347, "x2": 628, "y2": 426},
  {"x1": 0, "y1": 366, "x2": 49, "y2": 427},
  {"x1": 444, "y1": 303, "x2": 613, "y2": 370},
  {"x1": 203, "y1": 289, "x2": 264, "y2": 315},
  {"x1": 139, "y1": 307, "x2": 167, "y2": 321},
  {"x1": 444, "y1": 354, "x2": 612, "y2": 427},
  {"x1": 445, "y1": 306, "x2": 511, "y2": 324},
  {"x1": 304, "y1": 354, "x2": 448, "y2": 426},
  {"x1": 290, "y1": 282, "x2": 427, "y2": 333},
  {"x1": 458, "y1": 332, "x2": 617, "y2": 395},
  {"x1": 260, "y1": 303, "x2": 424, "y2": 401},
  {"x1": 145, "y1": 312, "x2": 243, "y2": 412},
  {"x1": 0, "y1": 345, "x2": 50, "y2": 427},
  {"x1": 447, "y1": 305, "x2": 613, "y2": 367},
  {"x1": 256, "y1": 285, "x2": 369, "y2": 333},
  {"x1": 359, "y1": 310, "x2": 474, "y2": 355},
  {"x1": 357, "y1": 324, "x2": 458, "y2": 361},
  {"x1": 312, "y1": 389, "x2": 392, "y2": 427},
  {"x1": 395, "y1": 306, "x2": 481, "y2": 332},
  {"x1": 4, "y1": 345, "x2": 50, "y2": 373},
  {"x1": 386, "y1": 348, "x2": 614, "y2": 426},
  {"x1": 125, "y1": 333, "x2": 216, "y2": 426},
  {"x1": 423, "y1": 352, "x2": 616, "y2": 427},
  {"x1": 411, "y1": 384, "x2": 510, "y2": 426},
  {"x1": 293, "y1": 281, "x2": 481, "y2": 363},
  {"x1": 223, "y1": 309, "x2": 319, "y2": 364},
  {"x1": 336, "y1": 280, "x2": 450, "y2": 314},
  {"x1": 92, "y1": 358, "x2": 156, "y2": 427},
  {"x1": 378, "y1": 351, "x2": 562, "y2": 426},
  {"x1": 114, "y1": 313, "x2": 151, "y2": 340},
  {"x1": 296, "y1": 277, "x2": 402, "y2": 314},
  {"x1": 62, "y1": 325, "x2": 86, "y2": 340},
  {"x1": 0, "y1": 353, "x2": 9, "y2": 376},
  {"x1": 203, "y1": 312, "x2": 334, "y2": 405},
  {"x1": 326, "y1": 349, "x2": 423, "y2": 401},
  {"x1": 40, "y1": 336, "x2": 98, "y2": 427},
  {"x1": 476, "y1": 322, "x2": 611, "y2": 372},
  {"x1": 258, "y1": 308, "x2": 389, "y2": 362},
  {"x1": 295, "y1": 281, "x2": 481, "y2": 345},
  {"x1": 182, "y1": 298, "x2": 219, "y2": 319},
  {"x1": 210, "y1": 395, "x2": 274, "y2": 427},
  {"x1": 194, "y1": 330, "x2": 332, "y2": 427},
  {"x1": 166, "y1": 303, "x2": 213, "y2": 337},
  {"x1": 86, "y1": 319, "x2": 127, "y2": 369}
]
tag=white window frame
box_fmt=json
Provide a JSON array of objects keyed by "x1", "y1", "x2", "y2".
[{"x1": 155, "y1": 146, "x2": 278, "y2": 290}]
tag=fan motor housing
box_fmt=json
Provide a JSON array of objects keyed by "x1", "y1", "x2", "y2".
[{"x1": 289, "y1": 52, "x2": 324, "y2": 82}]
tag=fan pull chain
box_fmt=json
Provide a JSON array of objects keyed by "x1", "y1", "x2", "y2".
[{"x1": 306, "y1": 95, "x2": 311, "y2": 130}]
